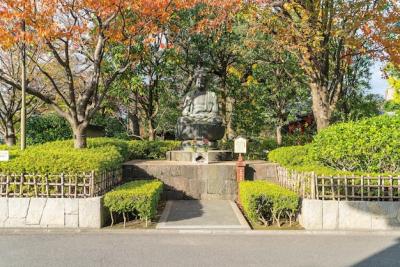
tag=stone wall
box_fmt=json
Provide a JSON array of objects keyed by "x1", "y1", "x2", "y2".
[
  {"x1": 0, "y1": 197, "x2": 106, "y2": 228},
  {"x1": 123, "y1": 160, "x2": 278, "y2": 200},
  {"x1": 300, "y1": 199, "x2": 400, "y2": 230}
]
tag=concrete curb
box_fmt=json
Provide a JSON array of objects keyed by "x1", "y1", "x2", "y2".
[
  {"x1": 229, "y1": 201, "x2": 251, "y2": 230},
  {"x1": 3, "y1": 228, "x2": 400, "y2": 236}
]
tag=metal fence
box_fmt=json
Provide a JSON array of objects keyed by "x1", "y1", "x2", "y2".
[
  {"x1": 0, "y1": 169, "x2": 122, "y2": 198},
  {"x1": 277, "y1": 166, "x2": 400, "y2": 201}
]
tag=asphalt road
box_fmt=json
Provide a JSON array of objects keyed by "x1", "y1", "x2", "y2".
[{"x1": 1, "y1": 231, "x2": 400, "y2": 267}]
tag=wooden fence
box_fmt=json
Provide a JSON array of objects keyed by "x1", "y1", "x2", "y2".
[
  {"x1": 277, "y1": 166, "x2": 400, "y2": 201},
  {"x1": 0, "y1": 168, "x2": 122, "y2": 198}
]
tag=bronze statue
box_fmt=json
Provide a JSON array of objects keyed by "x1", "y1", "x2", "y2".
[{"x1": 176, "y1": 68, "x2": 225, "y2": 149}]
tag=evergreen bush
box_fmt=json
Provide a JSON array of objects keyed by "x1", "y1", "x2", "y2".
[
  {"x1": 104, "y1": 180, "x2": 163, "y2": 227},
  {"x1": 310, "y1": 115, "x2": 400, "y2": 173},
  {"x1": 26, "y1": 114, "x2": 72, "y2": 145},
  {"x1": 239, "y1": 181, "x2": 299, "y2": 227}
]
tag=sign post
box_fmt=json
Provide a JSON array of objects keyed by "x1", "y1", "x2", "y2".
[{"x1": 234, "y1": 137, "x2": 247, "y2": 202}]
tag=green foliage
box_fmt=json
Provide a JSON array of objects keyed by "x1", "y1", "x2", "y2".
[
  {"x1": 26, "y1": 114, "x2": 72, "y2": 145},
  {"x1": 0, "y1": 138, "x2": 127, "y2": 174},
  {"x1": 104, "y1": 180, "x2": 163, "y2": 225},
  {"x1": 269, "y1": 115, "x2": 400, "y2": 175},
  {"x1": 0, "y1": 138, "x2": 180, "y2": 175},
  {"x1": 220, "y1": 138, "x2": 279, "y2": 160},
  {"x1": 239, "y1": 181, "x2": 299, "y2": 227},
  {"x1": 310, "y1": 115, "x2": 400, "y2": 173},
  {"x1": 92, "y1": 114, "x2": 129, "y2": 140},
  {"x1": 268, "y1": 145, "x2": 336, "y2": 174},
  {"x1": 384, "y1": 101, "x2": 400, "y2": 112},
  {"x1": 128, "y1": 140, "x2": 181, "y2": 160}
]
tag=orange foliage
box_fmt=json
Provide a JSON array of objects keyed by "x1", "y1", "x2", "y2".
[{"x1": 0, "y1": 0, "x2": 237, "y2": 49}]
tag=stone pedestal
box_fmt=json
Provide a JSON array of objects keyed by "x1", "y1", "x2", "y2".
[
  {"x1": 123, "y1": 160, "x2": 278, "y2": 200},
  {"x1": 166, "y1": 150, "x2": 233, "y2": 163}
]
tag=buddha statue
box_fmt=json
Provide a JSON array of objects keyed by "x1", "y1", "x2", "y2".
[{"x1": 176, "y1": 68, "x2": 225, "y2": 149}]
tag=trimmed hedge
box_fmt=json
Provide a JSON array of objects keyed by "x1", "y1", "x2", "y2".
[
  {"x1": 104, "y1": 180, "x2": 163, "y2": 227},
  {"x1": 310, "y1": 115, "x2": 400, "y2": 173},
  {"x1": 269, "y1": 115, "x2": 400, "y2": 176},
  {"x1": 239, "y1": 181, "x2": 299, "y2": 227},
  {"x1": 268, "y1": 145, "x2": 337, "y2": 175},
  {"x1": 0, "y1": 138, "x2": 126, "y2": 174},
  {"x1": 0, "y1": 138, "x2": 181, "y2": 175}
]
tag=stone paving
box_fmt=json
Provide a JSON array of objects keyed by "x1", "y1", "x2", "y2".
[{"x1": 156, "y1": 200, "x2": 250, "y2": 230}]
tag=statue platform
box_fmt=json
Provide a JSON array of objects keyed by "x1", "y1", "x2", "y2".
[
  {"x1": 166, "y1": 150, "x2": 233, "y2": 163},
  {"x1": 122, "y1": 160, "x2": 278, "y2": 200}
]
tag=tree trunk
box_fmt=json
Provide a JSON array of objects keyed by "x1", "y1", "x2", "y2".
[
  {"x1": 72, "y1": 124, "x2": 88, "y2": 149},
  {"x1": 225, "y1": 96, "x2": 235, "y2": 140},
  {"x1": 128, "y1": 112, "x2": 140, "y2": 139},
  {"x1": 147, "y1": 119, "x2": 156, "y2": 141},
  {"x1": 276, "y1": 125, "x2": 283, "y2": 145},
  {"x1": 220, "y1": 90, "x2": 235, "y2": 141},
  {"x1": 4, "y1": 119, "x2": 16, "y2": 147},
  {"x1": 310, "y1": 83, "x2": 332, "y2": 131}
]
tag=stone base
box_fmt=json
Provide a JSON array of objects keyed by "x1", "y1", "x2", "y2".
[
  {"x1": 123, "y1": 160, "x2": 278, "y2": 200},
  {"x1": 166, "y1": 150, "x2": 233, "y2": 163},
  {"x1": 0, "y1": 197, "x2": 106, "y2": 228},
  {"x1": 299, "y1": 199, "x2": 400, "y2": 230}
]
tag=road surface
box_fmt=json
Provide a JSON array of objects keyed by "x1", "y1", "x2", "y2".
[{"x1": 1, "y1": 230, "x2": 400, "y2": 267}]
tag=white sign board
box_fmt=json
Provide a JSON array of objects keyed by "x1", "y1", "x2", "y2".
[
  {"x1": 0, "y1": 150, "x2": 9, "y2": 161},
  {"x1": 234, "y1": 137, "x2": 247, "y2": 154}
]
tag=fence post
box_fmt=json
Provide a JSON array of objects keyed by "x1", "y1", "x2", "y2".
[
  {"x1": 45, "y1": 174, "x2": 49, "y2": 197},
  {"x1": 61, "y1": 173, "x2": 64, "y2": 198},
  {"x1": 311, "y1": 172, "x2": 316, "y2": 199},
  {"x1": 20, "y1": 173, "x2": 24, "y2": 197},
  {"x1": 361, "y1": 176, "x2": 364, "y2": 201},
  {"x1": 90, "y1": 171, "x2": 95, "y2": 197},
  {"x1": 5, "y1": 175, "x2": 9, "y2": 197}
]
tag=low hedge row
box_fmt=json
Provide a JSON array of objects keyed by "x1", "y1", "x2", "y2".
[
  {"x1": 268, "y1": 145, "x2": 338, "y2": 175},
  {"x1": 104, "y1": 180, "x2": 163, "y2": 227},
  {"x1": 0, "y1": 138, "x2": 181, "y2": 174},
  {"x1": 239, "y1": 181, "x2": 299, "y2": 227}
]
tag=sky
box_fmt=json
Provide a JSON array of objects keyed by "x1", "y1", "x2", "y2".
[{"x1": 370, "y1": 62, "x2": 389, "y2": 97}]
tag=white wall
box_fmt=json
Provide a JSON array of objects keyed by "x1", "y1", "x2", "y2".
[
  {"x1": 300, "y1": 199, "x2": 400, "y2": 230},
  {"x1": 0, "y1": 197, "x2": 105, "y2": 228}
]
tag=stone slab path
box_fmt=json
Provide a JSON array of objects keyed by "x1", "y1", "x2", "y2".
[{"x1": 156, "y1": 200, "x2": 250, "y2": 230}]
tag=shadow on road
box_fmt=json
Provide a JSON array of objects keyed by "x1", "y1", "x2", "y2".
[{"x1": 352, "y1": 237, "x2": 400, "y2": 267}]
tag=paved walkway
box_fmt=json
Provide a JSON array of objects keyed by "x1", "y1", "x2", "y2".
[{"x1": 157, "y1": 200, "x2": 250, "y2": 230}]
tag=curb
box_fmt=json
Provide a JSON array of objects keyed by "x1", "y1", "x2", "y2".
[{"x1": 3, "y1": 228, "x2": 400, "y2": 236}]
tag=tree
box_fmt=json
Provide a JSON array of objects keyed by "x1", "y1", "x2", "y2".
[
  {"x1": 332, "y1": 55, "x2": 383, "y2": 122},
  {"x1": 0, "y1": 48, "x2": 38, "y2": 146},
  {"x1": 252, "y1": 0, "x2": 398, "y2": 131},
  {"x1": 0, "y1": 0, "x2": 208, "y2": 148}
]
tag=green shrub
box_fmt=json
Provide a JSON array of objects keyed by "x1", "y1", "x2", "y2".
[
  {"x1": 0, "y1": 138, "x2": 181, "y2": 176},
  {"x1": 26, "y1": 114, "x2": 72, "y2": 145},
  {"x1": 104, "y1": 180, "x2": 163, "y2": 227},
  {"x1": 91, "y1": 114, "x2": 130, "y2": 140},
  {"x1": 239, "y1": 181, "x2": 299, "y2": 227},
  {"x1": 0, "y1": 138, "x2": 127, "y2": 174},
  {"x1": 128, "y1": 140, "x2": 181, "y2": 160},
  {"x1": 310, "y1": 115, "x2": 400, "y2": 173},
  {"x1": 220, "y1": 138, "x2": 279, "y2": 160}
]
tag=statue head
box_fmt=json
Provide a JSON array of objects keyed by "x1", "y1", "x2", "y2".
[{"x1": 194, "y1": 67, "x2": 210, "y2": 92}]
